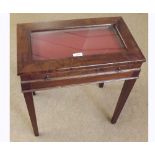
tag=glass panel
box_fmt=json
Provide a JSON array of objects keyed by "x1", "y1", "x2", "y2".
[{"x1": 31, "y1": 25, "x2": 125, "y2": 60}]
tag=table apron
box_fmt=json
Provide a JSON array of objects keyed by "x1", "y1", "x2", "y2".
[{"x1": 21, "y1": 69, "x2": 140, "y2": 92}]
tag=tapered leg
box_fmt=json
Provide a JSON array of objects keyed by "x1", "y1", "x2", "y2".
[
  {"x1": 33, "y1": 91, "x2": 36, "y2": 95},
  {"x1": 24, "y1": 92, "x2": 39, "y2": 136},
  {"x1": 111, "y1": 79, "x2": 137, "y2": 124},
  {"x1": 99, "y1": 83, "x2": 104, "y2": 88}
]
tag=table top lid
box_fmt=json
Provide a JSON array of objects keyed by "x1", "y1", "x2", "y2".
[{"x1": 17, "y1": 17, "x2": 146, "y2": 75}]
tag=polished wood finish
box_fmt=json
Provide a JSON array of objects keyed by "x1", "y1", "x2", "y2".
[{"x1": 17, "y1": 17, "x2": 146, "y2": 136}]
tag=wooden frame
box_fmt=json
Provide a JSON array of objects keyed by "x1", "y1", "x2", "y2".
[{"x1": 17, "y1": 17, "x2": 146, "y2": 136}]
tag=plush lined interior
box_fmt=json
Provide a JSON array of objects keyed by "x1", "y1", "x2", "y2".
[{"x1": 31, "y1": 26, "x2": 124, "y2": 60}]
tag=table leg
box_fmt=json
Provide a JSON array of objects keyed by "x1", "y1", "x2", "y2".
[
  {"x1": 99, "y1": 83, "x2": 104, "y2": 88},
  {"x1": 33, "y1": 91, "x2": 36, "y2": 95},
  {"x1": 23, "y1": 92, "x2": 39, "y2": 136},
  {"x1": 111, "y1": 79, "x2": 137, "y2": 124}
]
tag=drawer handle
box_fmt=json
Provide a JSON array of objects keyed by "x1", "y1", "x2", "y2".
[
  {"x1": 96, "y1": 68, "x2": 104, "y2": 72},
  {"x1": 116, "y1": 67, "x2": 121, "y2": 72},
  {"x1": 44, "y1": 74, "x2": 50, "y2": 80}
]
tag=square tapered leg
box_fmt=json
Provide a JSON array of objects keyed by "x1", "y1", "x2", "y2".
[
  {"x1": 24, "y1": 92, "x2": 39, "y2": 136},
  {"x1": 111, "y1": 79, "x2": 137, "y2": 124}
]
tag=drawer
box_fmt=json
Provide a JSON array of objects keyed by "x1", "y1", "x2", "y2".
[{"x1": 21, "y1": 69, "x2": 140, "y2": 92}]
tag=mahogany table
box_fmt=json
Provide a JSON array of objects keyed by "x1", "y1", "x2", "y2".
[{"x1": 17, "y1": 17, "x2": 146, "y2": 136}]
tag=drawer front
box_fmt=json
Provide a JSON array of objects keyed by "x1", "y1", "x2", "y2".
[{"x1": 21, "y1": 69, "x2": 140, "y2": 92}]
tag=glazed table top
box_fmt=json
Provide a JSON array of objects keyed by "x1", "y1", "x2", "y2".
[
  {"x1": 17, "y1": 17, "x2": 145, "y2": 75},
  {"x1": 31, "y1": 25, "x2": 124, "y2": 60}
]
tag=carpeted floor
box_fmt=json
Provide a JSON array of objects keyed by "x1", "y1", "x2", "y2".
[{"x1": 10, "y1": 13, "x2": 148, "y2": 142}]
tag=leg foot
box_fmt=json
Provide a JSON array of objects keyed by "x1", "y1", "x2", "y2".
[
  {"x1": 24, "y1": 92, "x2": 39, "y2": 136},
  {"x1": 111, "y1": 79, "x2": 137, "y2": 124},
  {"x1": 99, "y1": 83, "x2": 104, "y2": 88}
]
